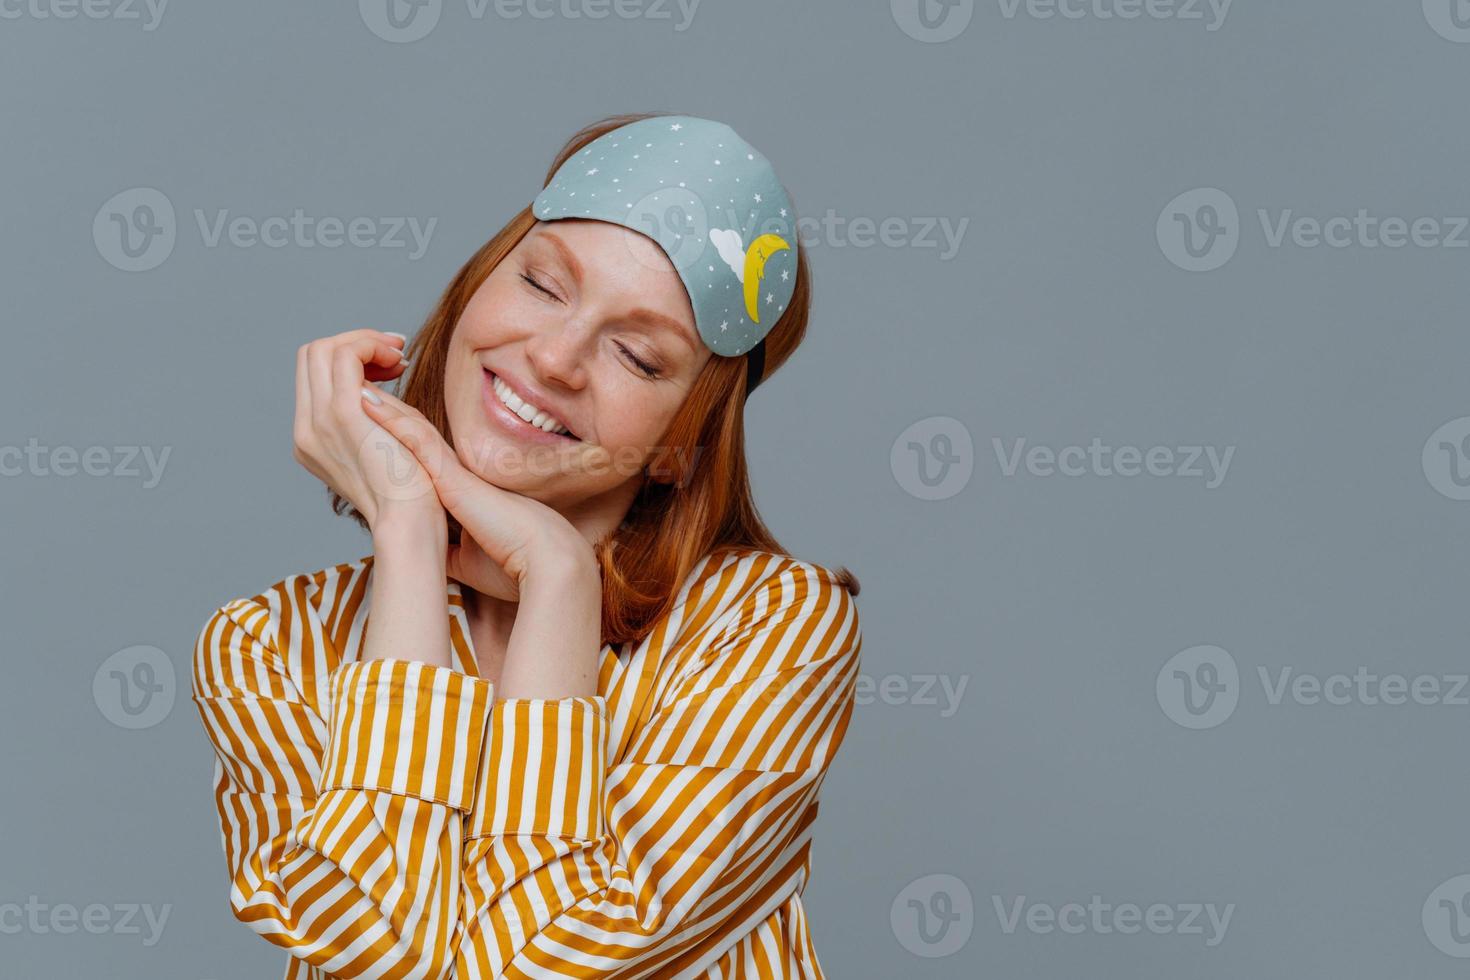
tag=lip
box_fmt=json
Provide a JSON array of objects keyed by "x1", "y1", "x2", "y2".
[{"x1": 480, "y1": 368, "x2": 582, "y2": 446}]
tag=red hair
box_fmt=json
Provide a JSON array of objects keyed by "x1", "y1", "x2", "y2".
[{"x1": 332, "y1": 111, "x2": 858, "y2": 645}]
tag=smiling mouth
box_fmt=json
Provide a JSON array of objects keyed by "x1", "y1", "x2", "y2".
[{"x1": 486, "y1": 370, "x2": 581, "y2": 442}]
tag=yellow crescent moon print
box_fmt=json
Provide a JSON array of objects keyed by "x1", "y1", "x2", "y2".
[{"x1": 742, "y1": 234, "x2": 791, "y2": 323}]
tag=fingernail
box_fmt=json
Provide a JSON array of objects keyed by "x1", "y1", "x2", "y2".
[
  {"x1": 362, "y1": 387, "x2": 382, "y2": 406},
  {"x1": 385, "y1": 331, "x2": 408, "y2": 345},
  {"x1": 398, "y1": 353, "x2": 412, "y2": 367}
]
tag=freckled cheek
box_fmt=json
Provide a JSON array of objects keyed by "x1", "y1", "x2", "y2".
[
  {"x1": 597, "y1": 397, "x2": 678, "y2": 461},
  {"x1": 459, "y1": 281, "x2": 545, "y2": 344}
]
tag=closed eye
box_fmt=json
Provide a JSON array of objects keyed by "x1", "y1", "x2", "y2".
[
  {"x1": 616, "y1": 342, "x2": 660, "y2": 379},
  {"x1": 523, "y1": 270, "x2": 661, "y2": 378},
  {"x1": 520, "y1": 272, "x2": 560, "y2": 301}
]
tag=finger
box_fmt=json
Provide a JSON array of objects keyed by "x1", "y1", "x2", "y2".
[
  {"x1": 445, "y1": 543, "x2": 467, "y2": 584},
  {"x1": 332, "y1": 344, "x2": 374, "y2": 422},
  {"x1": 296, "y1": 342, "x2": 311, "y2": 405},
  {"x1": 360, "y1": 406, "x2": 475, "y2": 504},
  {"x1": 306, "y1": 339, "x2": 335, "y2": 429},
  {"x1": 308, "y1": 332, "x2": 406, "y2": 396},
  {"x1": 445, "y1": 541, "x2": 518, "y2": 602},
  {"x1": 365, "y1": 382, "x2": 430, "y2": 423},
  {"x1": 294, "y1": 343, "x2": 312, "y2": 444},
  {"x1": 360, "y1": 404, "x2": 452, "y2": 474},
  {"x1": 358, "y1": 396, "x2": 505, "y2": 532},
  {"x1": 363, "y1": 338, "x2": 410, "y2": 372},
  {"x1": 334, "y1": 327, "x2": 408, "y2": 351},
  {"x1": 349, "y1": 334, "x2": 410, "y2": 386},
  {"x1": 332, "y1": 339, "x2": 411, "y2": 419},
  {"x1": 364, "y1": 359, "x2": 409, "y2": 384}
]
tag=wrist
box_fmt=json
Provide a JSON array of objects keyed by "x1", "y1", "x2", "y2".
[
  {"x1": 521, "y1": 534, "x2": 599, "y2": 593},
  {"x1": 372, "y1": 506, "x2": 447, "y2": 557},
  {"x1": 519, "y1": 554, "x2": 600, "y2": 613}
]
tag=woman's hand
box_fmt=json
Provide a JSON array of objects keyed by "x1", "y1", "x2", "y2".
[
  {"x1": 291, "y1": 329, "x2": 444, "y2": 533},
  {"x1": 359, "y1": 385, "x2": 597, "y2": 602}
]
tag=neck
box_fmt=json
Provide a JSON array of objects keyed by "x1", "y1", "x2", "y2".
[{"x1": 554, "y1": 473, "x2": 643, "y2": 550}]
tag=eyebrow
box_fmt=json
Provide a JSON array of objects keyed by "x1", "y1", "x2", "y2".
[
  {"x1": 535, "y1": 229, "x2": 698, "y2": 353},
  {"x1": 538, "y1": 229, "x2": 585, "y2": 285}
]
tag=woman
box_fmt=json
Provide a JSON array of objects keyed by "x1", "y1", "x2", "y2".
[{"x1": 192, "y1": 111, "x2": 863, "y2": 979}]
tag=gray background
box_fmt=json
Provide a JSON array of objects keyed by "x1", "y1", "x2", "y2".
[{"x1": 4, "y1": 0, "x2": 1470, "y2": 976}]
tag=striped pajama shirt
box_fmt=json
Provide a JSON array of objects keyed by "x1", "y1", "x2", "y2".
[{"x1": 191, "y1": 548, "x2": 862, "y2": 979}]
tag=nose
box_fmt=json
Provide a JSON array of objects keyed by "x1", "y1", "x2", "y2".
[{"x1": 524, "y1": 312, "x2": 594, "y2": 391}]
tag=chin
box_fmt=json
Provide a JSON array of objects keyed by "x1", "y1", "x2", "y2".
[
  {"x1": 454, "y1": 433, "x2": 538, "y2": 490},
  {"x1": 452, "y1": 432, "x2": 592, "y2": 507}
]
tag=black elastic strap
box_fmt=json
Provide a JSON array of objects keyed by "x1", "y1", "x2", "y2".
[{"x1": 744, "y1": 337, "x2": 766, "y2": 398}]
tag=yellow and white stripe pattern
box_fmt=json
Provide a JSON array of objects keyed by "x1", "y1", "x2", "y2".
[{"x1": 192, "y1": 549, "x2": 862, "y2": 979}]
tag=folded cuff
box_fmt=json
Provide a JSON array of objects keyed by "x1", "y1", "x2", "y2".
[
  {"x1": 318, "y1": 658, "x2": 496, "y2": 810},
  {"x1": 467, "y1": 696, "x2": 609, "y2": 840}
]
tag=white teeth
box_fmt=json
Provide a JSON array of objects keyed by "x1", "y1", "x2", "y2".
[{"x1": 492, "y1": 374, "x2": 572, "y2": 436}]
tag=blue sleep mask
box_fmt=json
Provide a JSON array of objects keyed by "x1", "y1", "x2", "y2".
[{"x1": 531, "y1": 115, "x2": 800, "y2": 390}]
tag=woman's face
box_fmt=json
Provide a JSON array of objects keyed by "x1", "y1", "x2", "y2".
[{"x1": 442, "y1": 219, "x2": 712, "y2": 509}]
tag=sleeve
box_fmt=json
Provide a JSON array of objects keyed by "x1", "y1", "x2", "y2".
[
  {"x1": 191, "y1": 596, "x2": 496, "y2": 980},
  {"x1": 456, "y1": 561, "x2": 863, "y2": 978}
]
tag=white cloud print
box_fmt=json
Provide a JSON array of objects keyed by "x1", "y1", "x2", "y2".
[{"x1": 709, "y1": 227, "x2": 746, "y2": 282}]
